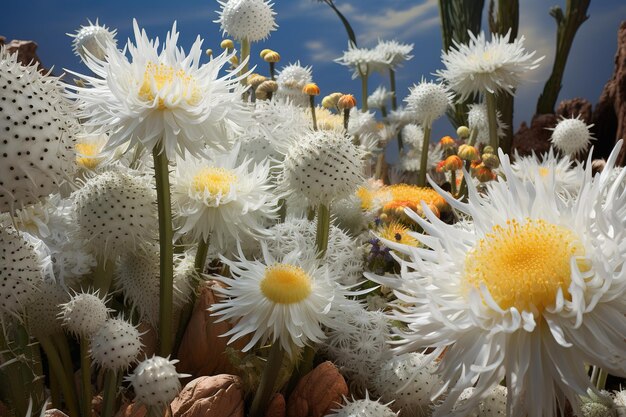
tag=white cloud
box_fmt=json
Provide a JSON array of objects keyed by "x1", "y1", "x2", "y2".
[{"x1": 304, "y1": 40, "x2": 340, "y2": 64}]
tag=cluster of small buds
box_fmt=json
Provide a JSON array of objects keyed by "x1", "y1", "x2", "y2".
[
  {"x1": 255, "y1": 79, "x2": 278, "y2": 100},
  {"x1": 436, "y1": 155, "x2": 463, "y2": 173},
  {"x1": 321, "y1": 92, "x2": 344, "y2": 111},
  {"x1": 458, "y1": 144, "x2": 480, "y2": 161},
  {"x1": 469, "y1": 145, "x2": 499, "y2": 183}
]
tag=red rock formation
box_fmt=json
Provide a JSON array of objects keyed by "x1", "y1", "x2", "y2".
[
  {"x1": 1, "y1": 38, "x2": 45, "y2": 71},
  {"x1": 556, "y1": 97, "x2": 593, "y2": 122},
  {"x1": 511, "y1": 114, "x2": 558, "y2": 157},
  {"x1": 591, "y1": 21, "x2": 626, "y2": 162}
]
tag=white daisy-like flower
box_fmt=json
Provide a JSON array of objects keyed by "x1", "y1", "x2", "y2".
[
  {"x1": 210, "y1": 244, "x2": 357, "y2": 358},
  {"x1": 404, "y1": 79, "x2": 453, "y2": 128},
  {"x1": 215, "y1": 0, "x2": 277, "y2": 43},
  {"x1": 549, "y1": 115, "x2": 594, "y2": 157},
  {"x1": 467, "y1": 103, "x2": 506, "y2": 145},
  {"x1": 67, "y1": 19, "x2": 117, "y2": 62},
  {"x1": 438, "y1": 30, "x2": 543, "y2": 99},
  {"x1": 511, "y1": 148, "x2": 584, "y2": 196},
  {"x1": 335, "y1": 43, "x2": 391, "y2": 79},
  {"x1": 66, "y1": 20, "x2": 250, "y2": 160},
  {"x1": 367, "y1": 86, "x2": 394, "y2": 110},
  {"x1": 173, "y1": 147, "x2": 278, "y2": 249},
  {"x1": 374, "y1": 142, "x2": 626, "y2": 417},
  {"x1": 374, "y1": 39, "x2": 414, "y2": 70}
]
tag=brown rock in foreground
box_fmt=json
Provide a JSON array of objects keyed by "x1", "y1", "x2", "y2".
[
  {"x1": 511, "y1": 113, "x2": 558, "y2": 157},
  {"x1": 265, "y1": 393, "x2": 286, "y2": 417},
  {"x1": 556, "y1": 97, "x2": 593, "y2": 122},
  {"x1": 286, "y1": 361, "x2": 347, "y2": 417},
  {"x1": 114, "y1": 402, "x2": 147, "y2": 417},
  {"x1": 170, "y1": 375, "x2": 244, "y2": 417},
  {"x1": 43, "y1": 410, "x2": 69, "y2": 417},
  {"x1": 1, "y1": 38, "x2": 45, "y2": 71},
  {"x1": 592, "y1": 21, "x2": 626, "y2": 162}
]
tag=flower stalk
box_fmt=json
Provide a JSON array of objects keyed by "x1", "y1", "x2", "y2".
[
  {"x1": 485, "y1": 93, "x2": 499, "y2": 150},
  {"x1": 248, "y1": 343, "x2": 285, "y2": 417},
  {"x1": 417, "y1": 126, "x2": 432, "y2": 187}
]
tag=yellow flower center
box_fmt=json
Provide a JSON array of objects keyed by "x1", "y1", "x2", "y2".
[
  {"x1": 464, "y1": 218, "x2": 585, "y2": 312},
  {"x1": 75, "y1": 143, "x2": 101, "y2": 169},
  {"x1": 260, "y1": 264, "x2": 312, "y2": 304},
  {"x1": 191, "y1": 168, "x2": 237, "y2": 195},
  {"x1": 538, "y1": 167, "x2": 550, "y2": 177},
  {"x1": 379, "y1": 222, "x2": 419, "y2": 246},
  {"x1": 138, "y1": 62, "x2": 201, "y2": 109}
]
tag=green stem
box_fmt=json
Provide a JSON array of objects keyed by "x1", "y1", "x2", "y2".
[
  {"x1": 194, "y1": 238, "x2": 209, "y2": 275},
  {"x1": 306, "y1": 206, "x2": 316, "y2": 221},
  {"x1": 240, "y1": 38, "x2": 250, "y2": 79},
  {"x1": 92, "y1": 259, "x2": 113, "y2": 296},
  {"x1": 315, "y1": 203, "x2": 331, "y2": 259},
  {"x1": 80, "y1": 337, "x2": 92, "y2": 417},
  {"x1": 39, "y1": 337, "x2": 80, "y2": 417},
  {"x1": 468, "y1": 127, "x2": 478, "y2": 147},
  {"x1": 100, "y1": 370, "x2": 117, "y2": 417},
  {"x1": 343, "y1": 109, "x2": 350, "y2": 133},
  {"x1": 417, "y1": 125, "x2": 432, "y2": 187},
  {"x1": 153, "y1": 147, "x2": 175, "y2": 357},
  {"x1": 269, "y1": 62, "x2": 276, "y2": 80},
  {"x1": 309, "y1": 96, "x2": 318, "y2": 131},
  {"x1": 485, "y1": 92, "x2": 499, "y2": 150},
  {"x1": 49, "y1": 360, "x2": 61, "y2": 410},
  {"x1": 248, "y1": 343, "x2": 285, "y2": 417},
  {"x1": 360, "y1": 72, "x2": 369, "y2": 112},
  {"x1": 450, "y1": 169, "x2": 457, "y2": 196},
  {"x1": 458, "y1": 161, "x2": 472, "y2": 202},
  {"x1": 595, "y1": 368, "x2": 608, "y2": 390},
  {"x1": 278, "y1": 199, "x2": 287, "y2": 223},
  {"x1": 389, "y1": 68, "x2": 398, "y2": 110}
]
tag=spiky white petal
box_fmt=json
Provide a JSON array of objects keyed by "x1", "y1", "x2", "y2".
[{"x1": 511, "y1": 148, "x2": 584, "y2": 196}]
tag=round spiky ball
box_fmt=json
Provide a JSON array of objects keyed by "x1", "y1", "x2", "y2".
[
  {"x1": 216, "y1": 0, "x2": 277, "y2": 43},
  {"x1": 125, "y1": 356, "x2": 189, "y2": 406},
  {"x1": 0, "y1": 47, "x2": 78, "y2": 213},
  {"x1": 549, "y1": 116, "x2": 594, "y2": 157},
  {"x1": 326, "y1": 394, "x2": 398, "y2": 417},
  {"x1": 68, "y1": 19, "x2": 117, "y2": 62},
  {"x1": 275, "y1": 62, "x2": 313, "y2": 107},
  {"x1": 115, "y1": 246, "x2": 192, "y2": 327},
  {"x1": 0, "y1": 222, "x2": 46, "y2": 316},
  {"x1": 457, "y1": 386, "x2": 507, "y2": 417},
  {"x1": 73, "y1": 170, "x2": 156, "y2": 261},
  {"x1": 27, "y1": 281, "x2": 69, "y2": 338},
  {"x1": 373, "y1": 353, "x2": 440, "y2": 417},
  {"x1": 90, "y1": 317, "x2": 143, "y2": 371},
  {"x1": 404, "y1": 79, "x2": 453, "y2": 128},
  {"x1": 59, "y1": 290, "x2": 109, "y2": 337},
  {"x1": 281, "y1": 130, "x2": 363, "y2": 205}
]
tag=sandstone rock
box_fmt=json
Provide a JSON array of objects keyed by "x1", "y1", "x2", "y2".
[
  {"x1": 113, "y1": 402, "x2": 147, "y2": 417},
  {"x1": 43, "y1": 409, "x2": 69, "y2": 417},
  {"x1": 177, "y1": 281, "x2": 247, "y2": 378},
  {"x1": 592, "y1": 21, "x2": 626, "y2": 162},
  {"x1": 512, "y1": 113, "x2": 559, "y2": 157},
  {"x1": 286, "y1": 362, "x2": 348, "y2": 417},
  {"x1": 265, "y1": 393, "x2": 286, "y2": 417},
  {"x1": 170, "y1": 375, "x2": 244, "y2": 417},
  {"x1": 137, "y1": 322, "x2": 158, "y2": 359},
  {"x1": 556, "y1": 97, "x2": 593, "y2": 122},
  {"x1": 2, "y1": 39, "x2": 45, "y2": 71}
]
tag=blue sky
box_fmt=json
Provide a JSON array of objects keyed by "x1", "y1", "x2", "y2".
[{"x1": 2, "y1": 0, "x2": 625, "y2": 145}]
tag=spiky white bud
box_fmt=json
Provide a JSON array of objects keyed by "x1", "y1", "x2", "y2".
[
  {"x1": 90, "y1": 317, "x2": 143, "y2": 371},
  {"x1": 125, "y1": 355, "x2": 190, "y2": 406},
  {"x1": 457, "y1": 386, "x2": 507, "y2": 417},
  {"x1": 27, "y1": 281, "x2": 69, "y2": 338},
  {"x1": 59, "y1": 290, "x2": 109, "y2": 337},
  {"x1": 68, "y1": 19, "x2": 117, "y2": 62},
  {"x1": 281, "y1": 130, "x2": 363, "y2": 205},
  {"x1": 275, "y1": 62, "x2": 313, "y2": 107},
  {"x1": 326, "y1": 394, "x2": 398, "y2": 417},
  {"x1": 0, "y1": 47, "x2": 78, "y2": 213},
  {"x1": 216, "y1": 0, "x2": 277, "y2": 43},
  {"x1": 73, "y1": 170, "x2": 156, "y2": 261},
  {"x1": 404, "y1": 79, "x2": 453, "y2": 128},
  {"x1": 549, "y1": 116, "x2": 594, "y2": 157}
]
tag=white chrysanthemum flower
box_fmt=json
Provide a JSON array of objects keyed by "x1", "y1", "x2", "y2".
[
  {"x1": 280, "y1": 130, "x2": 364, "y2": 206},
  {"x1": 332, "y1": 194, "x2": 375, "y2": 237},
  {"x1": 386, "y1": 106, "x2": 414, "y2": 131},
  {"x1": 0, "y1": 222, "x2": 48, "y2": 317},
  {"x1": 59, "y1": 290, "x2": 110, "y2": 338},
  {"x1": 511, "y1": 149, "x2": 584, "y2": 196},
  {"x1": 90, "y1": 316, "x2": 143, "y2": 371},
  {"x1": 216, "y1": 0, "x2": 277, "y2": 42},
  {"x1": 368, "y1": 86, "x2": 394, "y2": 110},
  {"x1": 210, "y1": 244, "x2": 357, "y2": 358},
  {"x1": 348, "y1": 108, "x2": 378, "y2": 137},
  {"x1": 74, "y1": 131, "x2": 113, "y2": 171},
  {"x1": 267, "y1": 218, "x2": 364, "y2": 286},
  {"x1": 68, "y1": 19, "x2": 117, "y2": 62},
  {"x1": 173, "y1": 147, "x2": 277, "y2": 249},
  {"x1": 67, "y1": 20, "x2": 250, "y2": 160},
  {"x1": 373, "y1": 353, "x2": 440, "y2": 417},
  {"x1": 26, "y1": 281, "x2": 69, "y2": 338},
  {"x1": 275, "y1": 62, "x2": 313, "y2": 107},
  {"x1": 374, "y1": 39, "x2": 414, "y2": 69},
  {"x1": 125, "y1": 355, "x2": 190, "y2": 406},
  {"x1": 579, "y1": 391, "x2": 617, "y2": 417},
  {"x1": 613, "y1": 390, "x2": 626, "y2": 407},
  {"x1": 404, "y1": 79, "x2": 453, "y2": 127},
  {"x1": 401, "y1": 124, "x2": 425, "y2": 149},
  {"x1": 73, "y1": 169, "x2": 157, "y2": 261},
  {"x1": 437, "y1": 30, "x2": 543, "y2": 99},
  {"x1": 549, "y1": 116, "x2": 594, "y2": 157},
  {"x1": 335, "y1": 43, "x2": 391, "y2": 79},
  {"x1": 0, "y1": 47, "x2": 78, "y2": 214},
  {"x1": 115, "y1": 246, "x2": 193, "y2": 327},
  {"x1": 326, "y1": 393, "x2": 398, "y2": 417},
  {"x1": 374, "y1": 142, "x2": 626, "y2": 417},
  {"x1": 324, "y1": 303, "x2": 392, "y2": 394}
]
